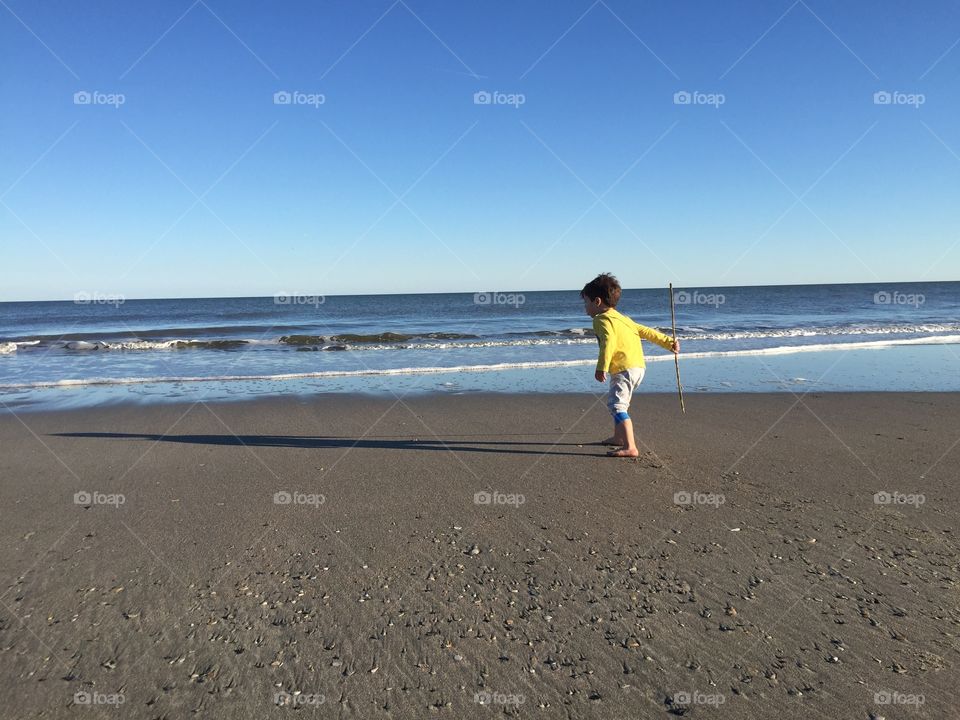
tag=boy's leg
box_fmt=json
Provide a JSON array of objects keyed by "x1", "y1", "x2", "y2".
[
  {"x1": 602, "y1": 375, "x2": 621, "y2": 446},
  {"x1": 603, "y1": 423, "x2": 622, "y2": 446},
  {"x1": 619, "y1": 418, "x2": 637, "y2": 451},
  {"x1": 607, "y1": 369, "x2": 643, "y2": 457},
  {"x1": 612, "y1": 418, "x2": 627, "y2": 446},
  {"x1": 608, "y1": 417, "x2": 638, "y2": 457}
]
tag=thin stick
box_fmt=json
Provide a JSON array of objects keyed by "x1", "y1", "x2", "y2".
[{"x1": 668, "y1": 283, "x2": 685, "y2": 414}]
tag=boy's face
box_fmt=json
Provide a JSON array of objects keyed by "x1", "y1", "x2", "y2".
[{"x1": 583, "y1": 296, "x2": 605, "y2": 317}]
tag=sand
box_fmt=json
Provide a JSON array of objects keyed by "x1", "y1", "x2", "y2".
[{"x1": 0, "y1": 391, "x2": 957, "y2": 718}]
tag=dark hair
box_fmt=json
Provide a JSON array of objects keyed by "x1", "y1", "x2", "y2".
[{"x1": 580, "y1": 273, "x2": 621, "y2": 308}]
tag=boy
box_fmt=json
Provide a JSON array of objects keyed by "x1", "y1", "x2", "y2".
[{"x1": 581, "y1": 273, "x2": 679, "y2": 457}]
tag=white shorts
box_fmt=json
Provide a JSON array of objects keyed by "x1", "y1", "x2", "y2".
[{"x1": 607, "y1": 367, "x2": 645, "y2": 419}]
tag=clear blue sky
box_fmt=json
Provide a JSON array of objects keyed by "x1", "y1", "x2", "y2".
[{"x1": 2, "y1": 0, "x2": 959, "y2": 300}]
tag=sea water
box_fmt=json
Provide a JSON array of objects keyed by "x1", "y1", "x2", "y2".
[{"x1": 1, "y1": 282, "x2": 957, "y2": 411}]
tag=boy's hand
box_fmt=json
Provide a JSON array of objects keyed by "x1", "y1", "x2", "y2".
[
  {"x1": 594, "y1": 370, "x2": 606, "y2": 383},
  {"x1": 671, "y1": 339, "x2": 680, "y2": 354}
]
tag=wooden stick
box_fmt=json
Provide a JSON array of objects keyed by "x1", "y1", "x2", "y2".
[{"x1": 669, "y1": 283, "x2": 685, "y2": 414}]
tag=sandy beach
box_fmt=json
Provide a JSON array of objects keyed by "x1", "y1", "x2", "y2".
[{"x1": 1, "y1": 391, "x2": 957, "y2": 718}]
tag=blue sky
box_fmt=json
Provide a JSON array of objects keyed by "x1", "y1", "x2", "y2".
[{"x1": 2, "y1": 0, "x2": 959, "y2": 300}]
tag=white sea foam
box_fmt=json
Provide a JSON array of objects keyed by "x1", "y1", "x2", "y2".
[
  {"x1": 358, "y1": 338, "x2": 598, "y2": 351},
  {"x1": 59, "y1": 339, "x2": 254, "y2": 351},
  {"x1": 0, "y1": 340, "x2": 40, "y2": 354},
  {"x1": 687, "y1": 324, "x2": 960, "y2": 341},
  {"x1": 0, "y1": 360, "x2": 596, "y2": 389},
  {"x1": 672, "y1": 334, "x2": 960, "y2": 359},
  {"x1": 104, "y1": 340, "x2": 181, "y2": 351}
]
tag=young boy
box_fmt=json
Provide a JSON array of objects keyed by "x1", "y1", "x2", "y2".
[{"x1": 581, "y1": 273, "x2": 679, "y2": 457}]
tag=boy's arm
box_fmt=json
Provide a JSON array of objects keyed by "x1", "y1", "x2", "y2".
[
  {"x1": 636, "y1": 321, "x2": 674, "y2": 352},
  {"x1": 594, "y1": 316, "x2": 615, "y2": 373}
]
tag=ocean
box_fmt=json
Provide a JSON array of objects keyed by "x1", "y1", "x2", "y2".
[{"x1": 1, "y1": 282, "x2": 957, "y2": 411}]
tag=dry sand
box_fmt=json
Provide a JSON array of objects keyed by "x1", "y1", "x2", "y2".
[{"x1": 0, "y1": 392, "x2": 957, "y2": 718}]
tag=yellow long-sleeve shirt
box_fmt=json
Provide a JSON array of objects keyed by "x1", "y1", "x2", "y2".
[{"x1": 593, "y1": 307, "x2": 674, "y2": 374}]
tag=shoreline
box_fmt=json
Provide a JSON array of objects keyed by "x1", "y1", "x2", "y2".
[{"x1": 4, "y1": 341, "x2": 960, "y2": 413}]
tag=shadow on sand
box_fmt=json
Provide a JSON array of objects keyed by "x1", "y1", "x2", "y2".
[{"x1": 51, "y1": 432, "x2": 604, "y2": 457}]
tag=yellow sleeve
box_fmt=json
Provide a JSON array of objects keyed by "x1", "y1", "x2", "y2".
[
  {"x1": 593, "y1": 315, "x2": 615, "y2": 372},
  {"x1": 635, "y1": 321, "x2": 674, "y2": 351}
]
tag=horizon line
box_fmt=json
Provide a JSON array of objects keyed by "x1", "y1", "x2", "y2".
[{"x1": 2, "y1": 278, "x2": 955, "y2": 304}]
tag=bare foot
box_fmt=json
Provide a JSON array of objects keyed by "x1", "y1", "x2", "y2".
[
  {"x1": 606, "y1": 448, "x2": 639, "y2": 458},
  {"x1": 600, "y1": 437, "x2": 621, "y2": 446}
]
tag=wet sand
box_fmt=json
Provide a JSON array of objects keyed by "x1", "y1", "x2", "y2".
[{"x1": 0, "y1": 392, "x2": 957, "y2": 718}]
